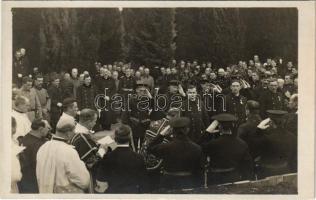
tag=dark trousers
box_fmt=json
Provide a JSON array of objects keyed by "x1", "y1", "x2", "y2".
[
  {"x1": 100, "y1": 110, "x2": 113, "y2": 130},
  {"x1": 50, "y1": 109, "x2": 61, "y2": 133}
]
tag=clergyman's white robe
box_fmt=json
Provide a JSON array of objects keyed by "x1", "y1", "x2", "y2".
[
  {"x1": 36, "y1": 137, "x2": 90, "y2": 193},
  {"x1": 12, "y1": 109, "x2": 31, "y2": 141}
]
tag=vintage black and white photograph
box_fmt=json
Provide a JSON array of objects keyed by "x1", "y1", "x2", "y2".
[{"x1": 1, "y1": 1, "x2": 315, "y2": 198}]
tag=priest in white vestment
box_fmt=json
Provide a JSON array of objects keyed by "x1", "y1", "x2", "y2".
[{"x1": 36, "y1": 117, "x2": 90, "y2": 193}]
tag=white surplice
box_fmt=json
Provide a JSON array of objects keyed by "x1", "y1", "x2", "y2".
[
  {"x1": 56, "y1": 112, "x2": 76, "y2": 128},
  {"x1": 36, "y1": 136, "x2": 90, "y2": 193},
  {"x1": 12, "y1": 109, "x2": 31, "y2": 140}
]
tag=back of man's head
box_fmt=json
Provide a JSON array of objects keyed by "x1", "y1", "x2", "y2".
[
  {"x1": 62, "y1": 97, "x2": 76, "y2": 111},
  {"x1": 56, "y1": 118, "x2": 76, "y2": 139},
  {"x1": 79, "y1": 109, "x2": 97, "y2": 124},
  {"x1": 114, "y1": 125, "x2": 131, "y2": 144},
  {"x1": 14, "y1": 95, "x2": 29, "y2": 108},
  {"x1": 247, "y1": 100, "x2": 260, "y2": 114},
  {"x1": 31, "y1": 119, "x2": 46, "y2": 131}
]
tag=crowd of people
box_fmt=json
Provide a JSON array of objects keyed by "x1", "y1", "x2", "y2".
[{"x1": 11, "y1": 47, "x2": 298, "y2": 194}]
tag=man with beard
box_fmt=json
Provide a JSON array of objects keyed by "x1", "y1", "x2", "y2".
[
  {"x1": 182, "y1": 85, "x2": 209, "y2": 144},
  {"x1": 32, "y1": 75, "x2": 51, "y2": 121}
]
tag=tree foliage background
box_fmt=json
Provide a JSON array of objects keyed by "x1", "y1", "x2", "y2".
[{"x1": 12, "y1": 8, "x2": 297, "y2": 72}]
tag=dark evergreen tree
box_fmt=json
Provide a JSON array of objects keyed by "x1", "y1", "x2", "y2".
[
  {"x1": 175, "y1": 8, "x2": 246, "y2": 67},
  {"x1": 122, "y1": 8, "x2": 175, "y2": 68}
]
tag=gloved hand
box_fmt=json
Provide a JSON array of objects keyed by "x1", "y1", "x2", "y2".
[
  {"x1": 206, "y1": 120, "x2": 219, "y2": 133},
  {"x1": 257, "y1": 118, "x2": 271, "y2": 130}
]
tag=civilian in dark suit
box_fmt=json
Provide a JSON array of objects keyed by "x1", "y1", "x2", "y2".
[{"x1": 95, "y1": 125, "x2": 147, "y2": 193}]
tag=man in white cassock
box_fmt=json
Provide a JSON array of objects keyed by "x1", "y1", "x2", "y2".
[
  {"x1": 12, "y1": 95, "x2": 32, "y2": 143},
  {"x1": 36, "y1": 117, "x2": 90, "y2": 193}
]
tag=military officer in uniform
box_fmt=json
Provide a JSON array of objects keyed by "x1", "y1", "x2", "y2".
[
  {"x1": 122, "y1": 83, "x2": 152, "y2": 151},
  {"x1": 255, "y1": 110, "x2": 297, "y2": 178},
  {"x1": 202, "y1": 113, "x2": 253, "y2": 185},
  {"x1": 148, "y1": 117, "x2": 203, "y2": 190}
]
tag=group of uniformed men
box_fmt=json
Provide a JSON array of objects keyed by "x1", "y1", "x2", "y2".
[{"x1": 11, "y1": 50, "x2": 298, "y2": 193}]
